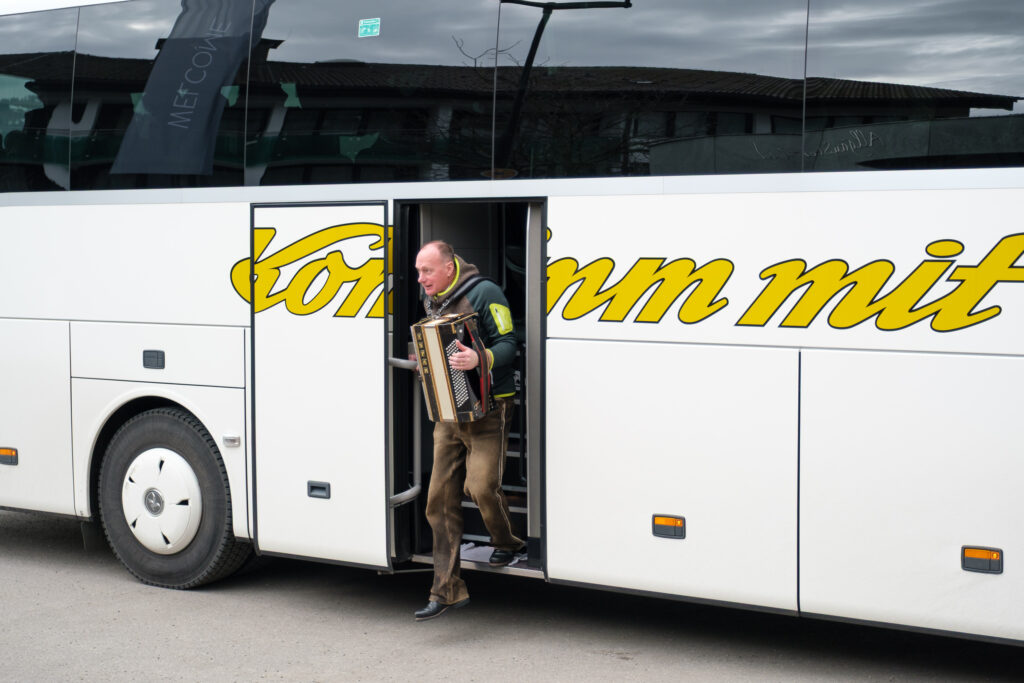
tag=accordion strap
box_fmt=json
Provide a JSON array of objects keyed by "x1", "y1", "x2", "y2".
[
  {"x1": 449, "y1": 275, "x2": 494, "y2": 303},
  {"x1": 427, "y1": 275, "x2": 495, "y2": 318}
]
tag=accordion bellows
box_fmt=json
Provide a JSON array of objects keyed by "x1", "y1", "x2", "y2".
[{"x1": 412, "y1": 313, "x2": 492, "y2": 423}]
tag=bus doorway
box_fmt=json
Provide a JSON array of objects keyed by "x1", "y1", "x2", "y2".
[{"x1": 390, "y1": 199, "x2": 545, "y2": 578}]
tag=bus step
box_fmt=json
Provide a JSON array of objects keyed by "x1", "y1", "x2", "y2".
[{"x1": 410, "y1": 544, "x2": 542, "y2": 579}]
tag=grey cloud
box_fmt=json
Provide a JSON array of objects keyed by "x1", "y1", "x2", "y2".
[
  {"x1": 0, "y1": 6, "x2": 76, "y2": 51},
  {"x1": 806, "y1": 0, "x2": 1024, "y2": 101}
]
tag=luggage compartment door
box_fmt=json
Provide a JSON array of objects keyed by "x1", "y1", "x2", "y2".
[{"x1": 250, "y1": 202, "x2": 389, "y2": 568}]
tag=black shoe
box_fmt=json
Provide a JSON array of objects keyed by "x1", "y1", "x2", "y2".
[
  {"x1": 488, "y1": 544, "x2": 526, "y2": 567},
  {"x1": 414, "y1": 597, "x2": 469, "y2": 621}
]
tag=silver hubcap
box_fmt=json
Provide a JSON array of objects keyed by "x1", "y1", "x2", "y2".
[
  {"x1": 121, "y1": 448, "x2": 203, "y2": 555},
  {"x1": 144, "y1": 488, "x2": 165, "y2": 515}
]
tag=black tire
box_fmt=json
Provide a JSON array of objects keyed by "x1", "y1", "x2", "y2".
[{"x1": 98, "y1": 407, "x2": 251, "y2": 589}]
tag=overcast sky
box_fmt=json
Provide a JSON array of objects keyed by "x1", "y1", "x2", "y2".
[{"x1": 1, "y1": 0, "x2": 1022, "y2": 110}]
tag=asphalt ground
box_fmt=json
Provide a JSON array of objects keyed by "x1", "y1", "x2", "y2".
[{"x1": 1, "y1": 509, "x2": 1022, "y2": 682}]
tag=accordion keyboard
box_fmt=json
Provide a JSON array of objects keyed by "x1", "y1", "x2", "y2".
[{"x1": 445, "y1": 337, "x2": 471, "y2": 407}]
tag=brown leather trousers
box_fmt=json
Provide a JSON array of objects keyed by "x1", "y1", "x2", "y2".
[{"x1": 425, "y1": 397, "x2": 522, "y2": 604}]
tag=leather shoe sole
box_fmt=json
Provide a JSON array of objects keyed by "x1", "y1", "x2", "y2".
[
  {"x1": 414, "y1": 597, "x2": 470, "y2": 621},
  {"x1": 488, "y1": 544, "x2": 526, "y2": 567}
]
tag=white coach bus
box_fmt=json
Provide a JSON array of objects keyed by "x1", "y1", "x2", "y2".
[{"x1": 2, "y1": 0, "x2": 1024, "y2": 644}]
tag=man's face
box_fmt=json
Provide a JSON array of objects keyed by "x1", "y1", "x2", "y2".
[{"x1": 415, "y1": 246, "x2": 455, "y2": 297}]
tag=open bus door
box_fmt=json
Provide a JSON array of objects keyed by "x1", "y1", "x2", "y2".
[
  {"x1": 250, "y1": 202, "x2": 390, "y2": 569},
  {"x1": 391, "y1": 198, "x2": 545, "y2": 574}
]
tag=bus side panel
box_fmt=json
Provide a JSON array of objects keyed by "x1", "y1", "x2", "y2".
[
  {"x1": 70, "y1": 322, "x2": 245, "y2": 388},
  {"x1": 0, "y1": 203, "x2": 249, "y2": 327},
  {"x1": 546, "y1": 339, "x2": 799, "y2": 611},
  {"x1": 545, "y1": 189, "x2": 1024, "y2": 357},
  {"x1": 0, "y1": 319, "x2": 75, "y2": 515},
  {"x1": 801, "y1": 350, "x2": 1024, "y2": 641}
]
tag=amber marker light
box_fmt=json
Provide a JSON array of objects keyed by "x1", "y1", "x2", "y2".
[
  {"x1": 0, "y1": 447, "x2": 17, "y2": 466},
  {"x1": 962, "y1": 546, "x2": 1003, "y2": 574},
  {"x1": 652, "y1": 514, "x2": 685, "y2": 538}
]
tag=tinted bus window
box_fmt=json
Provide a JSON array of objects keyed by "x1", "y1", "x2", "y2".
[
  {"x1": 246, "y1": 0, "x2": 500, "y2": 186},
  {"x1": 72, "y1": 0, "x2": 256, "y2": 189},
  {"x1": 805, "y1": 0, "x2": 1024, "y2": 171},
  {"x1": 0, "y1": 8, "x2": 76, "y2": 192},
  {"x1": 495, "y1": 0, "x2": 808, "y2": 179}
]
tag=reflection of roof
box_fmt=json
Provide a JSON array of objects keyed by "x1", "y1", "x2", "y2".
[{"x1": 0, "y1": 51, "x2": 1017, "y2": 110}]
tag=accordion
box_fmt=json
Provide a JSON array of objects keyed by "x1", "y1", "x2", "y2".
[{"x1": 411, "y1": 312, "x2": 492, "y2": 423}]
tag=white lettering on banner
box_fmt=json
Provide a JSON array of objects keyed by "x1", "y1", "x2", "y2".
[{"x1": 167, "y1": 20, "x2": 231, "y2": 130}]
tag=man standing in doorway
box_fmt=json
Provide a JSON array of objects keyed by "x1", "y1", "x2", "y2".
[{"x1": 413, "y1": 240, "x2": 524, "y2": 621}]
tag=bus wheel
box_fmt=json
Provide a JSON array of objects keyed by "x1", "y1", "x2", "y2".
[{"x1": 98, "y1": 407, "x2": 251, "y2": 589}]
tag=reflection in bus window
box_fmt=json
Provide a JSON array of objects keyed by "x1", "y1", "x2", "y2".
[
  {"x1": 246, "y1": 0, "x2": 502, "y2": 186},
  {"x1": 497, "y1": 0, "x2": 809, "y2": 179},
  {"x1": 3, "y1": 0, "x2": 1024, "y2": 193},
  {"x1": 0, "y1": 8, "x2": 76, "y2": 192},
  {"x1": 71, "y1": 0, "x2": 262, "y2": 190},
  {"x1": 804, "y1": 0, "x2": 1024, "y2": 172}
]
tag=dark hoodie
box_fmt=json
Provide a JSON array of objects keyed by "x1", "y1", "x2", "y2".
[{"x1": 422, "y1": 255, "x2": 517, "y2": 397}]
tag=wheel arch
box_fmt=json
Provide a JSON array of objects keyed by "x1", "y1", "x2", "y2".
[
  {"x1": 86, "y1": 396, "x2": 184, "y2": 523},
  {"x1": 76, "y1": 381, "x2": 250, "y2": 542}
]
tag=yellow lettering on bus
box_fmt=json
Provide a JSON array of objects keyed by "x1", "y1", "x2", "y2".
[
  {"x1": 547, "y1": 256, "x2": 733, "y2": 323},
  {"x1": 231, "y1": 223, "x2": 1024, "y2": 333},
  {"x1": 230, "y1": 223, "x2": 390, "y2": 318},
  {"x1": 737, "y1": 235, "x2": 1024, "y2": 331}
]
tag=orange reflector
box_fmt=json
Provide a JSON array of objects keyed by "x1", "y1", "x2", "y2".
[
  {"x1": 964, "y1": 548, "x2": 1000, "y2": 561},
  {"x1": 962, "y1": 546, "x2": 1003, "y2": 574},
  {"x1": 652, "y1": 514, "x2": 686, "y2": 539},
  {"x1": 0, "y1": 448, "x2": 15, "y2": 457}
]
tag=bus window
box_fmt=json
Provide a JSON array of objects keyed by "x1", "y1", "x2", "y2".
[
  {"x1": 246, "y1": 0, "x2": 501, "y2": 186},
  {"x1": 495, "y1": 0, "x2": 808, "y2": 179},
  {"x1": 805, "y1": 0, "x2": 1024, "y2": 172},
  {"x1": 0, "y1": 8, "x2": 76, "y2": 192},
  {"x1": 71, "y1": 0, "x2": 255, "y2": 190}
]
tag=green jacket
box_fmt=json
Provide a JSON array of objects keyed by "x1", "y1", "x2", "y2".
[{"x1": 423, "y1": 256, "x2": 517, "y2": 397}]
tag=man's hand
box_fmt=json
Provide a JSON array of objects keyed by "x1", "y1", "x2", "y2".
[{"x1": 449, "y1": 340, "x2": 478, "y2": 371}]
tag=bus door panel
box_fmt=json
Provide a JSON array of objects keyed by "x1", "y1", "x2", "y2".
[
  {"x1": 251, "y1": 202, "x2": 388, "y2": 568},
  {"x1": 545, "y1": 340, "x2": 799, "y2": 611}
]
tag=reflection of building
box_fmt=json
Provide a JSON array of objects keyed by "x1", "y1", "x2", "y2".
[
  {"x1": 0, "y1": 44, "x2": 1021, "y2": 192},
  {"x1": 648, "y1": 75, "x2": 1022, "y2": 173}
]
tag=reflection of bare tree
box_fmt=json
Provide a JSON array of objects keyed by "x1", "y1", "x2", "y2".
[
  {"x1": 452, "y1": 36, "x2": 521, "y2": 69},
  {"x1": 489, "y1": 62, "x2": 686, "y2": 178},
  {"x1": 492, "y1": 0, "x2": 633, "y2": 175},
  {"x1": 497, "y1": 91, "x2": 675, "y2": 177}
]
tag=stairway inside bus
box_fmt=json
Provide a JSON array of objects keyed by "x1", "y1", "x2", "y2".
[{"x1": 393, "y1": 199, "x2": 543, "y2": 578}]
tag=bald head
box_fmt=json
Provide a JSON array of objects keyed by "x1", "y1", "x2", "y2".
[{"x1": 415, "y1": 241, "x2": 457, "y2": 297}]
